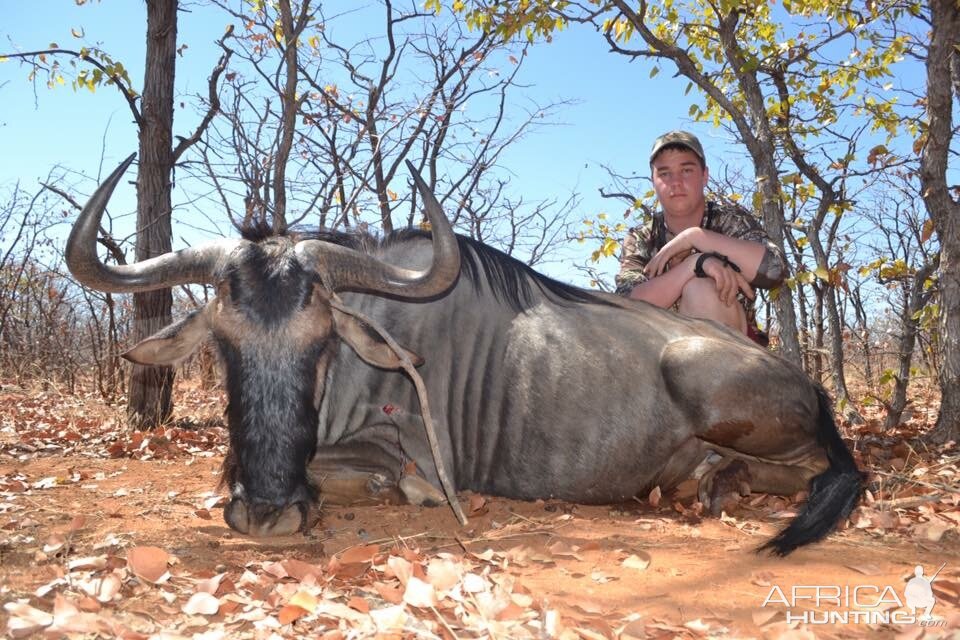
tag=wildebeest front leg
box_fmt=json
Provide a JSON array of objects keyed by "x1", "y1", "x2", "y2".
[{"x1": 307, "y1": 442, "x2": 444, "y2": 507}]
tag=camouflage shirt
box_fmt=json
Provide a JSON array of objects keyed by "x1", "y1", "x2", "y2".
[{"x1": 615, "y1": 200, "x2": 787, "y2": 330}]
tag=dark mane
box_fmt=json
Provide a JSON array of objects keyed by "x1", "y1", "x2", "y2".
[
  {"x1": 387, "y1": 229, "x2": 612, "y2": 312},
  {"x1": 253, "y1": 225, "x2": 612, "y2": 312}
]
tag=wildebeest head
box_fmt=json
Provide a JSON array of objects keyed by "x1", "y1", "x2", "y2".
[{"x1": 66, "y1": 155, "x2": 460, "y2": 536}]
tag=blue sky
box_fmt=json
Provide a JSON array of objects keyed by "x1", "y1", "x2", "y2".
[{"x1": 1, "y1": 1, "x2": 755, "y2": 284}]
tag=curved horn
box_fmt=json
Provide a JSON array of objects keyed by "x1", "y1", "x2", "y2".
[
  {"x1": 294, "y1": 160, "x2": 460, "y2": 297},
  {"x1": 66, "y1": 154, "x2": 239, "y2": 293}
]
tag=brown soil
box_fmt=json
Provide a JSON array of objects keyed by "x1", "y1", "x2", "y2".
[{"x1": 1, "y1": 382, "x2": 958, "y2": 639}]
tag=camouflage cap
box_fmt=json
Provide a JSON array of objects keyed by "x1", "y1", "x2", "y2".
[{"x1": 649, "y1": 130, "x2": 705, "y2": 165}]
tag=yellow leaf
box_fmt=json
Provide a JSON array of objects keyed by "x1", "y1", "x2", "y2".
[
  {"x1": 600, "y1": 237, "x2": 619, "y2": 257},
  {"x1": 921, "y1": 218, "x2": 935, "y2": 243},
  {"x1": 814, "y1": 266, "x2": 830, "y2": 282},
  {"x1": 288, "y1": 590, "x2": 318, "y2": 613}
]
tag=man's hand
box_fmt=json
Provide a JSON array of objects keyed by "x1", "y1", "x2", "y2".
[
  {"x1": 699, "y1": 254, "x2": 755, "y2": 306},
  {"x1": 644, "y1": 228, "x2": 698, "y2": 277}
]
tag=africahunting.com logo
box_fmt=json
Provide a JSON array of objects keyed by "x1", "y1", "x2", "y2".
[{"x1": 761, "y1": 563, "x2": 947, "y2": 626}]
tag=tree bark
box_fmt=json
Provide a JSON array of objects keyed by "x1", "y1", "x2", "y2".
[
  {"x1": 128, "y1": 0, "x2": 178, "y2": 430},
  {"x1": 921, "y1": 0, "x2": 960, "y2": 443},
  {"x1": 886, "y1": 264, "x2": 936, "y2": 429}
]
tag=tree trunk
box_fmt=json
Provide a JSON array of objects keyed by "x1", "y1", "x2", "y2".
[
  {"x1": 759, "y1": 190, "x2": 803, "y2": 366},
  {"x1": 921, "y1": 0, "x2": 960, "y2": 444},
  {"x1": 128, "y1": 0, "x2": 178, "y2": 430},
  {"x1": 795, "y1": 281, "x2": 811, "y2": 374},
  {"x1": 812, "y1": 286, "x2": 825, "y2": 385},
  {"x1": 884, "y1": 264, "x2": 935, "y2": 428}
]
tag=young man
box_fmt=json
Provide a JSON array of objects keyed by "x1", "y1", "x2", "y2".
[{"x1": 615, "y1": 131, "x2": 787, "y2": 344}]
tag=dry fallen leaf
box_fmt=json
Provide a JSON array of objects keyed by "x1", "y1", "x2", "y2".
[
  {"x1": 347, "y1": 596, "x2": 370, "y2": 613},
  {"x1": 86, "y1": 572, "x2": 123, "y2": 603},
  {"x1": 4, "y1": 602, "x2": 53, "y2": 638},
  {"x1": 648, "y1": 485, "x2": 662, "y2": 507},
  {"x1": 622, "y1": 552, "x2": 651, "y2": 571},
  {"x1": 281, "y1": 558, "x2": 322, "y2": 582},
  {"x1": 194, "y1": 572, "x2": 226, "y2": 595},
  {"x1": 403, "y1": 576, "x2": 438, "y2": 608},
  {"x1": 370, "y1": 604, "x2": 407, "y2": 632},
  {"x1": 43, "y1": 533, "x2": 68, "y2": 554},
  {"x1": 426, "y1": 557, "x2": 462, "y2": 592},
  {"x1": 912, "y1": 521, "x2": 949, "y2": 542},
  {"x1": 49, "y1": 595, "x2": 107, "y2": 635},
  {"x1": 462, "y1": 572, "x2": 489, "y2": 593},
  {"x1": 548, "y1": 540, "x2": 583, "y2": 560},
  {"x1": 277, "y1": 604, "x2": 308, "y2": 625},
  {"x1": 469, "y1": 493, "x2": 488, "y2": 514},
  {"x1": 68, "y1": 556, "x2": 108, "y2": 572},
  {"x1": 386, "y1": 555, "x2": 414, "y2": 585},
  {"x1": 374, "y1": 581, "x2": 404, "y2": 605},
  {"x1": 288, "y1": 590, "x2": 319, "y2": 613},
  {"x1": 127, "y1": 546, "x2": 170, "y2": 583},
  {"x1": 339, "y1": 544, "x2": 379, "y2": 565},
  {"x1": 181, "y1": 591, "x2": 220, "y2": 616}
]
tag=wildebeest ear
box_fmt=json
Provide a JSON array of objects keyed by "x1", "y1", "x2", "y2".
[
  {"x1": 122, "y1": 309, "x2": 210, "y2": 366},
  {"x1": 332, "y1": 307, "x2": 424, "y2": 369}
]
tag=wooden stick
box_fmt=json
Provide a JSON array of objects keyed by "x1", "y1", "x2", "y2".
[{"x1": 329, "y1": 295, "x2": 468, "y2": 526}]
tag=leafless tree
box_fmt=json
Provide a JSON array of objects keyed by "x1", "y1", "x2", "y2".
[
  {"x1": 1, "y1": 1, "x2": 232, "y2": 428},
  {"x1": 855, "y1": 171, "x2": 939, "y2": 428},
  {"x1": 193, "y1": 0, "x2": 572, "y2": 263}
]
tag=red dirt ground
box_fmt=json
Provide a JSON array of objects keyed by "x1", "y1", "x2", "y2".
[{"x1": 1, "y1": 381, "x2": 958, "y2": 639}]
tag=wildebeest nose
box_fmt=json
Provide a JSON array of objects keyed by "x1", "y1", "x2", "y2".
[{"x1": 224, "y1": 496, "x2": 317, "y2": 537}]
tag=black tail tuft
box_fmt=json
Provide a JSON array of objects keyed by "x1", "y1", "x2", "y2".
[{"x1": 760, "y1": 386, "x2": 864, "y2": 556}]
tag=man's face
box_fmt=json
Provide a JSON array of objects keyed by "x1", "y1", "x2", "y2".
[{"x1": 651, "y1": 148, "x2": 709, "y2": 218}]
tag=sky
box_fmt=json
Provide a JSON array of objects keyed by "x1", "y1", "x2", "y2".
[{"x1": 0, "y1": 1, "x2": 767, "y2": 286}]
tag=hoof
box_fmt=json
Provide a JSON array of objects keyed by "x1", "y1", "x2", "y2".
[
  {"x1": 399, "y1": 475, "x2": 446, "y2": 507},
  {"x1": 698, "y1": 458, "x2": 751, "y2": 516}
]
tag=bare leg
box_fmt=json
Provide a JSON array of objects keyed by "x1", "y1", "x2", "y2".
[{"x1": 678, "y1": 277, "x2": 747, "y2": 334}]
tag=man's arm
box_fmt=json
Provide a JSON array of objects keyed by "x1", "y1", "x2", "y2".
[
  {"x1": 626, "y1": 253, "x2": 696, "y2": 307},
  {"x1": 675, "y1": 228, "x2": 767, "y2": 282},
  {"x1": 644, "y1": 218, "x2": 787, "y2": 289}
]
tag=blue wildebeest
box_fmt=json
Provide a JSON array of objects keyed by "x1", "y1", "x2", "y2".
[{"x1": 67, "y1": 155, "x2": 862, "y2": 555}]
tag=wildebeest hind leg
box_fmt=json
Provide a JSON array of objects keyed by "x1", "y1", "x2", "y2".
[
  {"x1": 697, "y1": 455, "x2": 823, "y2": 515},
  {"x1": 662, "y1": 337, "x2": 830, "y2": 501}
]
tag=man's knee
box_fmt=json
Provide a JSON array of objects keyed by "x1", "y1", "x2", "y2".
[
  {"x1": 678, "y1": 277, "x2": 723, "y2": 313},
  {"x1": 678, "y1": 278, "x2": 745, "y2": 331}
]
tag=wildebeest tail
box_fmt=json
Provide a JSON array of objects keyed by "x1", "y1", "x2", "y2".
[{"x1": 761, "y1": 385, "x2": 864, "y2": 556}]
